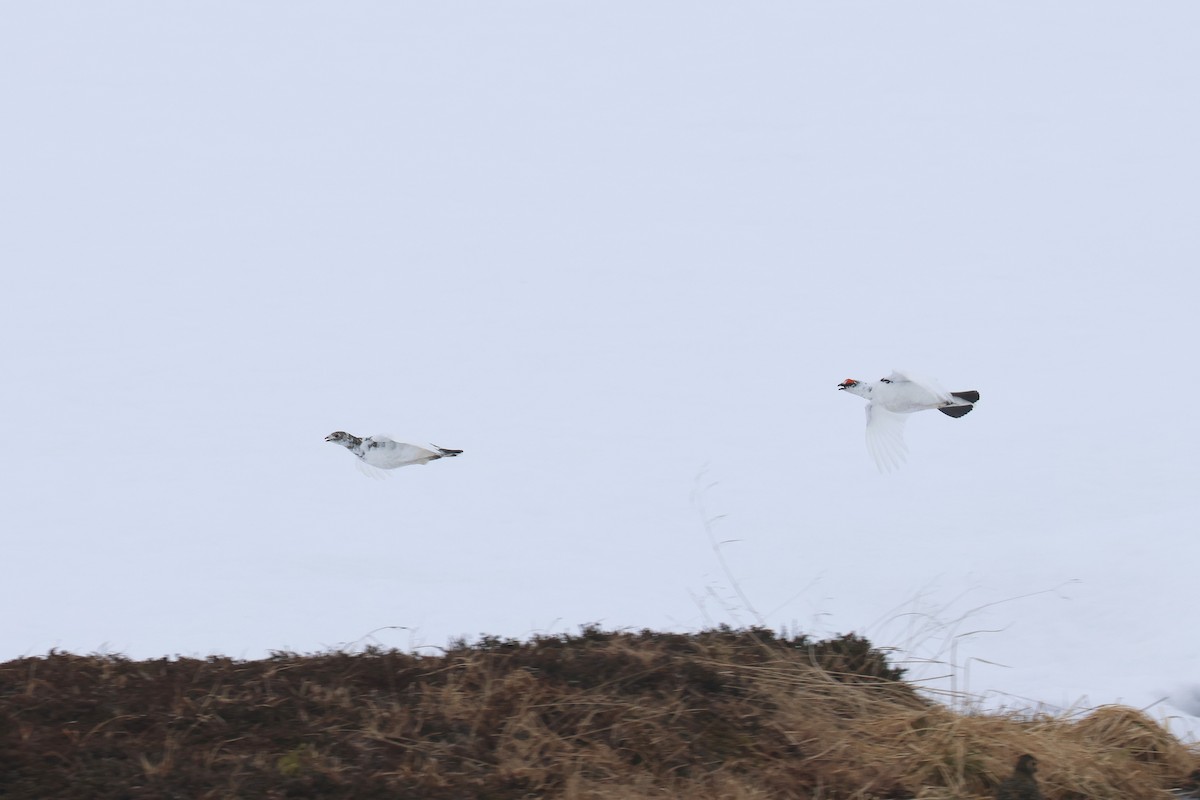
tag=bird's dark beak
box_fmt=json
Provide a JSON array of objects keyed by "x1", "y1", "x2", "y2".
[
  {"x1": 837, "y1": 383, "x2": 847, "y2": 390},
  {"x1": 324, "y1": 434, "x2": 334, "y2": 442}
]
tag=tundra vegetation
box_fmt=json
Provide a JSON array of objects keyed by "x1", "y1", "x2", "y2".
[{"x1": 1, "y1": 627, "x2": 1194, "y2": 799}]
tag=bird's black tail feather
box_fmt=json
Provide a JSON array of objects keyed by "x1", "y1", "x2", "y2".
[
  {"x1": 433, "y1": 445, "x2": 463, "y2": 457},
  {"x1": 939, "y1": 390, "x2": 980, "y2": 418}
]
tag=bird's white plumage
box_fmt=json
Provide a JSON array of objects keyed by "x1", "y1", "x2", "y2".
[
  {"x1": 872, "y1": 371, "x2": 957, "y2": 412},
  {"x1": 360, "y1": 436, "x2": 445, "y2": 469},
  {"x1": 354, "y1": 460, "x2": 389, "y2": 480},
  {"x1": 324, "y1": 431, "x2": 462, "y2": 478},
  {"x1": 864, "y1": 404, "x2": 909, "y2": 472},
  {"x1": 838, "y1": 370, "x2": 978, "y2": 472}
]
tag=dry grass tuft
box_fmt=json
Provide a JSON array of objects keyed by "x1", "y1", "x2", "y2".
[{"x1": 0, "y1": 627, "x2": 1194, "y2": 799}]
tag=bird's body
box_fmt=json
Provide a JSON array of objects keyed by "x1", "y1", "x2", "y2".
[
  {"x1": 325, "y1": 432, "x2": 462, "y2": 477},
  {"x1": 838, "y1": 370, "x2": 979, "y2": 471},
  {"x1": 995, "y1": 754, "x2": 1043, "y2": 800}
]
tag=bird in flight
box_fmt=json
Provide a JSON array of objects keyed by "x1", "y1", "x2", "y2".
[
  {"x1": 325, "y1": 432, "x2": 462, "y2": 478},
  {"x1": 837, "y1": 370, "x2": 979, "y2": 471}
]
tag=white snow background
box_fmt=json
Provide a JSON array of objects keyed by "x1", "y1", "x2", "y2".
[{"x1": 3, "y1": 3, "x2": 1199, "y2": 735}]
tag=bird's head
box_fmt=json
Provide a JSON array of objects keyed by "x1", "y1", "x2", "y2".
[
  {"x1": 837, "y1": 378, "x2": 870, "y2": 398},
  {"x1": 1015, "y1": 754, "x2": 1038, "y2": 775},
  {"x1": 325, "y1": 431, "x2": 356, "y2": 447}
]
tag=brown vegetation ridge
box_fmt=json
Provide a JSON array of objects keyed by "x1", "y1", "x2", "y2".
[{"x1": 0, "y1": 627, "x2": 1195, "y2": 799}]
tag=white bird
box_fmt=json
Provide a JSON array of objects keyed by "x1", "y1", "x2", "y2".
[
  {"x1": 325, "y1": 431, "x2": 462, "y2": 478},
  {"x1": 837, "y1": 371, "x2": 979, "y2": 471}
]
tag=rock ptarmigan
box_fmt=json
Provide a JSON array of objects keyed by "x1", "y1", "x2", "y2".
[
  {"x1": 995, "y1": 754, "x2": 1043, "y2": 800},
  {"x1": 837, "y1": 370, "x2": 979, "y2": 471},
  {"x1": 325, "y1": 432, "x2": 462, "y2": 479}
]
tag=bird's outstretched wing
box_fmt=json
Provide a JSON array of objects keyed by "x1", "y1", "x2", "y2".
[
  {"x1": 355, "y1": 459, "x2": 390, "y2": 480},
  {"x1": 365, "y1": 436, "x2": 442, "y2": 468},
  {"x1": 865, "y1": 404, "x2": 908, "y2": 472},
  {"x1": 887, "y1": 370, "x2": 950, "y2": 397}
]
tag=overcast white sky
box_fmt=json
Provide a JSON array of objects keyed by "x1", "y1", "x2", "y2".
[{"x1": 3, "y1": 2, "x2": 1199, "y2": 730}]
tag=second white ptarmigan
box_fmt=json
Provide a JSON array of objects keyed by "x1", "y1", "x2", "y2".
[
  {"x1": 837, "y1": 371, "x2": 979, "y2": 471},
  {"x1": 325, "y1": 432, "x2": 462, "y2": 479}
]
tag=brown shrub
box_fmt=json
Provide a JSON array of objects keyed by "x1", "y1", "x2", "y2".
[{"x1": 0, "y1": 628, "x2": 1194, "y2": 799}]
